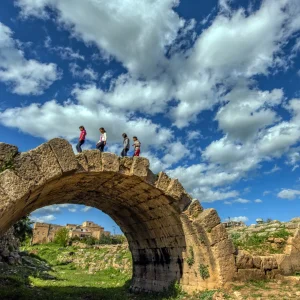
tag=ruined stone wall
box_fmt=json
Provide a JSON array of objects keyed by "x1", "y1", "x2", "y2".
[{"x1": 227, "y1": 219, "x2": 300, "y2": 281}]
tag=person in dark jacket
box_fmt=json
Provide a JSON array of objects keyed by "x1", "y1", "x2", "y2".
[{"x1": 121, "y1": 133, "x2": 130, "y2": 157}]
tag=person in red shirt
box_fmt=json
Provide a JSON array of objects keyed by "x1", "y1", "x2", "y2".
[
  {"x1": 76, "y1": 126, "x2": 86, "y2": 153},
  {"x1": 132, "y1": 136, "x2": 141, "y2": 157}
]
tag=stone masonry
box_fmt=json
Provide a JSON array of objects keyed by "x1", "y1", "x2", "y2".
[
  {"x1": 32, "y1": 220, "x2": 109, "y2": 244},
  {"x1": 0, "y1": 138, "x2": 237, "y2": 293}
]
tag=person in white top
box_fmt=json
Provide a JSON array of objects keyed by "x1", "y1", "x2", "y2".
[{"x1": 96, "y1": 127, "x2": 107, "y2": 152}]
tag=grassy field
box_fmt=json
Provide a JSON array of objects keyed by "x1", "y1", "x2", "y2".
[
  {"x1": 1, "y1": 243, "x2": 299, "y2": 299},
  {"x1": 0, "y1": 243, "x2": 223, "y2": 300}
]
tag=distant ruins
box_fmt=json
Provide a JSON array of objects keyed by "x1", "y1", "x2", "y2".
[{"x1": 32, "y1": 221, "x2": 110, "y2": 245}]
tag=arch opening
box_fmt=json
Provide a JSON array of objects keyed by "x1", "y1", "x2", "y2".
[{"x1": 0, "y1": 138, "x2": 237, "y2": 293}]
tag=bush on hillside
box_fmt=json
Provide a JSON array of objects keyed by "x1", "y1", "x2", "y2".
[
  {"x1": 54, "y1": 228, "x2": 69, "y2": 247},
  {"x1": 13, "y1": 215, "x2": 33, "y2": 243}
]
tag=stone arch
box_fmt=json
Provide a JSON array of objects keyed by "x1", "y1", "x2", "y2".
[{"x1": 0, "y1": 138, "x2": 236, "y2": 293}]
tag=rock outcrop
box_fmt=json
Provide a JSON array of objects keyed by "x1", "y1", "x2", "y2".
[{"x1": 0, "y1": 227, "x2": 21, "y2": 266}]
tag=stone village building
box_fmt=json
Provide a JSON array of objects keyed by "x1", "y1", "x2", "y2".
[{"x1": 31, "y1": 220, "x2": 110, "y2": 244}]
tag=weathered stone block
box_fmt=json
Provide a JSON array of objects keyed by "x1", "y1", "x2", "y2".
[
  {"x1": 75, "y1": 153, "x2": 88, "y2": 171},
  {"x1": 266, "y1": 269, "x2": 282, "y2": 279},
  {"x1": 28, "y1": 143, "x2": 63, "y2": 182},
  {"x1": 252, "y1": 256, "x2": 262, "y2": 269},
  {"x1": 101, "y1": 152, "x2": 119, "y2": 172},
  {"x1": 119, "y1": 157, "x2": 133, "y2": 175},
  {"x1": 130, "y1": 157, "x2": 149, "y2": 178},
  {"x1": 187, "y1": 199, "x2": 203, "y2": 219},
  {"x1": 261, "y1": 256, "x2": 278, "y2": 270},
  {"x1": 48, "y1": 138, "x2": 78, "y2": 173},
  {"x1": 194, "y1": 209, "x2": 220, "y2": 232},
  {"x1": 0, "y1": 170, "x2": 30, "y2": 201},
  {"x1": 236, "y1": 269, "x2": 265, "y2": 281},
  {"x1": 236, "y1": 250, "x2": 253, "y2": 269},
  {"x1": 209, "y1": 224, "x2": 228, "y2": 246},
  {"x1": 13, "y1": 152, "x2": 39, "y2": 185},
  {"x1": 0, "y1": 143, "x2": 18, "y2": 168},
  {"x1": 166, "y1": 179, "x2": 192, "y2": 211},
  {"x1": 155, "y1": 172, "x2": 171, "y2": 191},
  {"x1": 84, "y1": 150, "x2": 102, "y2": 172}
]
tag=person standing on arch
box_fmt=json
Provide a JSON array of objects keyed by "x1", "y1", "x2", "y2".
[
  {"x1": 76, "y1": 125, "x2": 86, "y2": 153},
  {"x1": 132, "y1": 136, "x2": 141, "y2": 157},
  {"x1": 96, "y1": 127, "x2": 107, "y2": 152},
  {"x1": 121, "y1": 133, "x2": 130, "y2": 157}
]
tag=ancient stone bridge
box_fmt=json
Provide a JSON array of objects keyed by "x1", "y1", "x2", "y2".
[{"x1": 0, "y1": 139, "x2": 236, "y2": 293}]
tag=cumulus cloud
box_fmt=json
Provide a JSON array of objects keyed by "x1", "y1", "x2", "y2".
[
  {"x1": 16, "y1": 0, "x2": 186, "y2": 78},
  {"x1": 233, "y1": 198, "x2": 251, "y2": 204},
  {"x1": 68, "y1": 207, "x2": 77, "y2": 213},
  {"x1": 30, "y1": 214, "x2": 56, "y2": 223},
  {"x1": 81, "y1": 206, "x2": 92, "y2": 212},
  {"x1": 33, "y1": 205, "x2": 62, "y2": 215},
  {"x1": 69, "y1": 63, "x2": 98, "y2": 81},
  {"x1": 3, "y1": 0, "x2": 300, "y2": 205},
  {"x1": 264, "y1": 165, "x2": 281, "y2": 175},
  {"x1": 0, "y1": 22, "x2": 60, "y2": 95},
  {"x1": 0, "y1": 98, "x2": 173, "y2": 151},
  {"x1": 277, "y1": 189, "x2": 300, "y2": 200},
  {"x1": 254, "y1": 199, "x2": 263, "y2": 203},
  {"x1": 226, "y1": 216, "x2": 249, "y2": 223}
]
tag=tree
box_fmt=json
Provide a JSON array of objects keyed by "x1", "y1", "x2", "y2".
[
  {"x1": 13, "y1": 215, "x2": 33, "y2": 242},
  {"x1": 54, "y1": 228, "x2": 69, "y2": 247}
]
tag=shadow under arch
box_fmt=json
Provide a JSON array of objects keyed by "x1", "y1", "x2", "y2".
[{"x1": 0, "y1": 138, "x2": 237, "y2": 293}]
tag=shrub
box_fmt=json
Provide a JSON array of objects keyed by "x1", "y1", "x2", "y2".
[
  {"x1": 271, "y1": 228, "x2": 291, "y2": 239},
  {"x1": 54, "y1": 228, "x2": 69, "y2": 247},
  {"x1": 199, "y1": 264, "x2": 210, "y2": 280},
  {"x1": 186, "y1": 246, "x2": 195, "y2": 267},
  {"x1": 13, "y1": 215, "x2": 33, "y2": 243}
]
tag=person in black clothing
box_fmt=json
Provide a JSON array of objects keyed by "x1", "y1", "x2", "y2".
[{"x1": 121, "y1": 133, "x2": 130, "y2": 157}]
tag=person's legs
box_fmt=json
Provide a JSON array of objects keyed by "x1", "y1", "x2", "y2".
[
  {"x1": 76, "y1": 140, "x2": 84, "y2": 153},
  {"x1": 133, "y1": 148, "x2": 140, "y2": 157},
  {"x1": 121, "y1": 148, "x2": 128, "y2": 157},
  {"x1": 99, "y1": 141, "x2": 105, "y2": 152}
]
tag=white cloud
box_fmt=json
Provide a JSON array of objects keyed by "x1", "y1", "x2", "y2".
[
  {"x1": 69, "y1": 63, "x2": 98, "y2": 81},
  {"x1": 254, "y1": 199, "x2": 263, "y2": 203},
  {"x1": 30, "y1": 214, "x2": 56, "y2": 223},
  {"x1": 263, "y1": 191, "x2": 271, "y2": 196},
  {"x1": 264, "y1": 164, "x2": 281, "y2": 175},
  {"x1": 81, "y1": 206, "x2": 92, "y2": 212},
  {"x1": 0, "y1": 98, "x2": 173, "y2": 151},
  {"x1": 33, "y1": 205, "x2": 61, "y2": 215},
  {"x1": 162, "y1": 141, "x2": 190, "y2": 165},
  {"x1": 187, "y1": 130, "x2": 202, "y2": 141},
  {"x1": 226, "y1": 216, "x2": 249, "y2": 223},
  {"x1": 224, "y1": 201, "x2": 232, "y2": 205},
  {"x1": 0, "y1": 22, "x2": 60, "y2": 95},
  {"x1": 233, "y1": 198, "x2": 251, "y2": 204},
  {"x1": 68, "y1": 208, "x2": 77, "y2": 213},
  {"x1": 45, "y1": 36, "x2": 85, "y2": 60},
  {"x1": 16, "y1": 0, "x2": 186, "y2": 78},
  {"x1": 277, "y1": 189, "x2": 300, "y2": 200}
]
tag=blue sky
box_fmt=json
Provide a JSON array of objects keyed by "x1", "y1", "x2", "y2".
[{"x1": 1, "y1": 0, "x2": 300, "y2": 233}]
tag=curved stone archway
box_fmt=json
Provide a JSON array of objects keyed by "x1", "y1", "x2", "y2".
[{"x1": 0, "y1": 139, "x2": 236, "y2": 293}]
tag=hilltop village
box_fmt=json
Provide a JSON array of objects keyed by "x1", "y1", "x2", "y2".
[{"x1": 31, "y1": 221, "x2": 111, "y2": 244}]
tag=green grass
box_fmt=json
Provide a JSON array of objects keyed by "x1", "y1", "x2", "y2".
[
  {"x1": 230, "y1": 227, "x2": 292, "y2": 255},
  {"x1": 1, "y1": 244, "x2": 190, "y2": 300}
]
